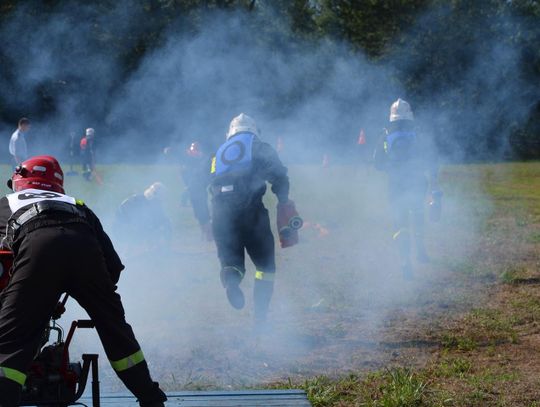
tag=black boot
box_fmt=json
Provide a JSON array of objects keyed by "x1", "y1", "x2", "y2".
[
  {"x1": 220, "y1": 266, "x2": 245, "y2": 310},
  {"x1": 116, "y1": 361, "x2": 167, "y2": 406},
  {"x1": 254, "y1": 279, "x2": 274, "y2": 324}
]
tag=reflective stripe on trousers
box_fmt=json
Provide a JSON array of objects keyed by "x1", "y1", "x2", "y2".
[
  {"x1": 0, "y1": 366, "x2": 27, "y2": 385},
  {"x1": 110, "y1": 349, "x2": 145, "y2": 372},
  {"x1": 255, "y1": 270, "x2": 275, "y2": 282}
]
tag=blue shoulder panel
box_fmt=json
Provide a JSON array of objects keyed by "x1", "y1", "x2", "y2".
[
  {"x1": 214, "y1": 132, "x2": 254, "y2": 176},
  {"x1": 386, "y1": 130, "x2": 416, "y2": 151}
]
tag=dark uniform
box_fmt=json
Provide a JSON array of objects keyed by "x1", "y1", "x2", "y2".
[
  {"x1": 180, "y1": 147, "x2": 212, "y2": 227},
  {"x1": 195, "y1": 131, "x2": 289, "y2": 321},
  {"x1": 0, "y1": 188, "x2": 166, "y2": 406},
  {"x1": 115, "y1": 192, "x2": 172, "y2": 249},
  {"x1": 80, "y1": 135, "x2": 95, "y2": 180},
  {"x1": 373, "y1": 119, "x2": 438, "y2": 276}
]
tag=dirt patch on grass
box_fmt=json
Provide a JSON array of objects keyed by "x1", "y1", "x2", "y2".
[{"x1": 266, "y1": 163, "x2": 540, "y2": 406}]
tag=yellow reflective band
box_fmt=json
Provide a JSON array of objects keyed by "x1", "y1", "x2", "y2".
[
  {"x1": 110, "y1": 350, "x2": 145, "y2": 372},
  {"x1": 255, "y1": 271, "x2": 275, "y2": 281},
  {"x1": 76, "y1": 199, "x2": 85, "y2": 206},
  {"x1": 0, "y1": 366, "x2": 27, "y2": 385},
  {"x1": 210, "y1": 157, "x2": 216, "y2": 174},
  {"x1": 383, "y1": 141, "x2": 388, "y2": 153}
]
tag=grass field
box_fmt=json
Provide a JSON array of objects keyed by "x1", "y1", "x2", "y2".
[{"x1": 2, "y1": 161, "x2": 539, "y2": 406}]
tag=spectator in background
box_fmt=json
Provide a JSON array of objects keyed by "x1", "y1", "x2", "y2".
[
  {"x1": 80, "y1": 128, "x2": 95, "y2": 180},
  {"x1": 9, "y1": 118, "x2": 31, "y2": 167},
  {"x1": 180, "y1": 141, "x2": 213, "y2": 240}
]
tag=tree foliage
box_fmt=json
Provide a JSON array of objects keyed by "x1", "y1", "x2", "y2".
[{"x1": 0, "y1": 0, "x2": 538, "y2": 160}]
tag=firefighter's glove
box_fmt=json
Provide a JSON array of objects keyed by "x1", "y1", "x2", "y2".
[
  {"x1": 51, "y1": 301, "x2": 66, "y2": 320},
  {"x1": 277, "y1": 200, "x2": 303, "y2": 248}
]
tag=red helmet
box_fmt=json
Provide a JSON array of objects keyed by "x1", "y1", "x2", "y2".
[
  {"x1": 186, "y1": 141, "x2": 203, "y2": 158},
  {"x1": 8, "y1": 156, "x2": 65, "y2": 193}
]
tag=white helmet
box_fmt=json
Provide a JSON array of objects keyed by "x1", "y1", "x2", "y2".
[
  {"x1": 389, "y1": 98, "x2": 414, "y2": 122},
  {"x1": 85, "y1": 128, "x2": 95, "y2": 138},
  {"x1": 226, "y1": 113, "x2": 259, "y2": 139}
]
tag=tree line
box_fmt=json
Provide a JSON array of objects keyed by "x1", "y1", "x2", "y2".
[{"x1": 0, "y1": 0, "x2": 538, "y2": 160}]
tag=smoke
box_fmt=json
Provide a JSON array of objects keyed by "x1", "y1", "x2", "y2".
[
  {"x1": 387, "y1": 2, "x2": 538, "y2": 161},
  {"x1": 0, "y1": 0, "x2": 534, "y2": 392}
]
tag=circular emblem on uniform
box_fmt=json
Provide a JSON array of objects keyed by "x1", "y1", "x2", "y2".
[{"x1": 221, "y1": 141, "x2": 246, "y2": 165}]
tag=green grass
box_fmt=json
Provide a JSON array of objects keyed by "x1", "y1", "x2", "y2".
[
  {"x1": 271, "y1": 369, "x2": 429, "y2": 407},
  {"x1": 3, "y1": 160, "x2": 540, "y2": 404},
  {"x1": 499, "y1": 265, "x2": 529, "y2": 284},
  {"x1": 432, "y1": 356, "x2": 472, "y2": 379}
]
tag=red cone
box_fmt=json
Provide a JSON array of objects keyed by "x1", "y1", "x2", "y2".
[{"x1": 357, "y1": 129, "x2": 366, "y2": 145}]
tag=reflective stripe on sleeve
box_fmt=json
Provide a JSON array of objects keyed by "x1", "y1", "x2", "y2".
[
  {"x1": 110, "y1": 349, "x2": 145, "y2": 372},
  {"x1": 0, "y1": 366, "x2": 27, "y2": 385},
  {"x1": 255, "y1": 271, "x2": 275, "y2": 282}
]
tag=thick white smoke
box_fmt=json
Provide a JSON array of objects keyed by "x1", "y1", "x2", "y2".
[{"x1": 0, "y1": 1, "x2": 531, "y2": 392}]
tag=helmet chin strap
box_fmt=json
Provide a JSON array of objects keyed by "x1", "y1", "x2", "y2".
[{"x1": 6, "y1": 179, "x2": 13, "y2": 191}]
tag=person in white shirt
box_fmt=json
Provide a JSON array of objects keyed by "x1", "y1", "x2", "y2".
[{"x1": 8, "y1": 118, "x2": 31, "y2": 167}]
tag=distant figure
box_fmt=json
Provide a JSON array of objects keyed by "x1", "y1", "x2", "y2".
[
  {"x1": 8, "y1": 118, "x2": 31, "y2": 167},
  {"x1": 180, "y1": 141, "x2": 214, "y2": 240},
  {"x1": 373, "y1": 98, "x2": 441, "y2": 279},
  {"x1": 80, "y1": 128, "x2": 95, "y2": 180},
  {"x1": 190, "y1": 113, "x2": 300, "y2": 327},
  {"x1": 114, "y1": 182, "x2": 172, "y2": 250},
  {"x1": 179, "y1": 141, "x2": 203, "y2": 206}
]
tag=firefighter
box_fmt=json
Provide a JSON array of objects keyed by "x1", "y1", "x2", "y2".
[
  {"x1": 80, "y1": 127, "x2": 95, "y2": 180},
  {"x1": 0, "y1": 156, "x2": 167, "y2": 407},
  {"x1": 180, "y1": 142, "x2": 213, "y2": 240},
  {"x1": 114, "y1": 182, "x2": 172, "y2": 250},
  {"x1": 194, "y1": 113, "x2": 297, "y2": 325},
  {"x1": 373, "y1": 99, "x2": 441, "y2": 279}
]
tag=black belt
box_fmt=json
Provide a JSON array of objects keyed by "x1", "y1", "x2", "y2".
[{"x1": 8, "y1": 201, "x2": 84, "y2": 233}]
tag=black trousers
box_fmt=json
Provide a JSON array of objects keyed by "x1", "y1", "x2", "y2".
[
  {"x1": 212, "y1": 203, "x2": 276, "y2": 320},
  {"x1": 0, "y1": 224, "x2": 162, "y2": 406},
  {"x1": 388, "y1": 178, "x2": 428, "y2": 262},
  {"x1": 212, "y1": 203, "x2": 275, "y2": 274}
]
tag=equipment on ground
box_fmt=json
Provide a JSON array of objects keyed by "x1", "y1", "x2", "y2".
[
  {"x1": 20, "y1": 316, "x2": 100, "y2": 407},
  {"x1": 0, "y1": 256, "x2": 101, "y2": 407},
  {"x1": 277, "y1": 200, "x2": 303, "y2": 248}
]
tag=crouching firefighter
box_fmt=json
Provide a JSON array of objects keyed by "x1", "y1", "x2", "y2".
[
  {"x1": 201, "y1": 113, "x2": 299, "y2": 324},
  {"x1": 0, "y1": 156, "x2": 167, "y2": 407},
  {"x1": 373, "y1": 99, "x2": 441, "y2": 279}
]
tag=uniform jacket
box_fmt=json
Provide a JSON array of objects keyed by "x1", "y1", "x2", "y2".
[
  {"x1": 191, "y1": 133, "x2": 289, "y2": 222},
  {"x1": 0, "y1": 188, "x2": 124, "y2": 283},
  {"x1": 373, "y1": 121, "x2": 438, "y2": 194}
]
